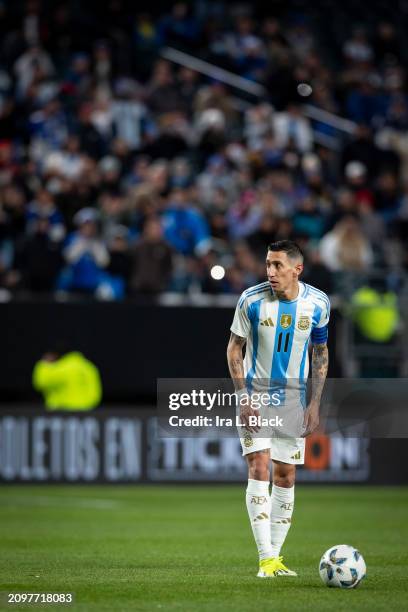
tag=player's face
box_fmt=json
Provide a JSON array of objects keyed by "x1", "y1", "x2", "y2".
[{"x1": 266, "y1": 251, "x2": 302, "y2": 293}]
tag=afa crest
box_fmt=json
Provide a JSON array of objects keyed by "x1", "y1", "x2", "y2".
[
  {"x1": 297, "y1": 315, "x2": 311, "y2": 331},
  {"x1": 280, "y1": 314, "x2": 292, "y2": 329},
  {"x1": 243, "y1": 431, "x2": 253, "y2": 448}
]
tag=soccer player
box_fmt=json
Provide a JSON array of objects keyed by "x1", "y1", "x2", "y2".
[{"x1": 227, "y1": 240, "x2": 329, "y2": 578}]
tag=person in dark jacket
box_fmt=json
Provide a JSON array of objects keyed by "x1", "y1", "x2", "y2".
[{"x1": 129, "y1": 217, "x2": 173, "y2": 294}]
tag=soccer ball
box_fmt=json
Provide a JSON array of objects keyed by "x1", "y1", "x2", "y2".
[{"x1": 319, "y1": 544, "x2": 366, "y2": 588}]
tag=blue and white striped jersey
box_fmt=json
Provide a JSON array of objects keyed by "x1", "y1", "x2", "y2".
[{"x1": 230, "y1": 281, "x2": 330, "y2": 402}]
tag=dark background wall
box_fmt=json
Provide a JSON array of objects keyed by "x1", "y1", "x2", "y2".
[{"x1": 0, "y1": 302, "x2": 340, "y2": 402}]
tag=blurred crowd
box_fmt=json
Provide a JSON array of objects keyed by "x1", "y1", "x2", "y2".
[{"x1": 0, "y1": 0, "x2": 408, "y2": 299}]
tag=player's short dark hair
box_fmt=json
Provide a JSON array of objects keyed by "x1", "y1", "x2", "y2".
[{"x1": 267, "y1": 240, "x2": 304, "y2": 261}]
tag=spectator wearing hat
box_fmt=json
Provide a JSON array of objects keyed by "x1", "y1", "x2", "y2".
[
  {"x1": 57, "y1": 207, "x2": 123, "y2": 298},
  {"x1": 343, "y1": 160, "x2": 375, "y2": 208}
]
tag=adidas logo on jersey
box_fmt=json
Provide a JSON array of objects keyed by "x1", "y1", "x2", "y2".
[
  {"x1": 291, "y1": 451, "x2": 301, "y2": 460},
  {"x1": 260, "y1": 317, "x2": 274, "y2": 327}
]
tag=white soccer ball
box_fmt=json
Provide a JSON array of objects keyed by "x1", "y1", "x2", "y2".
[{"x1": 319, "y1": 544, "x2": 366, "y2": 588}]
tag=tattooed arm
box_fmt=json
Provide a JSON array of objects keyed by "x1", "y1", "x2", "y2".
[
  {"x1": 303, "y1": 342, "x2": 329, "y2": 436},
  {"x1": 226, "y1": 332, "x2": 246, "y2": 391},
  {"x1": 227, "y1": 332, "x2": 259, "y2": 432}
]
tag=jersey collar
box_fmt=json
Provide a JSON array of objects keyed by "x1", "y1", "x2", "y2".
[{"x1": 273, "y1": 281, "x2": 305, "y2": 303}]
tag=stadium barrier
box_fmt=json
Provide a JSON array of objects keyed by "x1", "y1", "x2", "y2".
[{"x1": 0, "y1": 409, "x2": 406, "y2": 484}]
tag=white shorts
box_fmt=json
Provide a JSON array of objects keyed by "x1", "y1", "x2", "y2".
[
  {"x1": 237, "y1": 397, "x2": 305, "y2": 464},
  {"x1": 239, "y1": 431, "x2": 305, "y2": 464}
]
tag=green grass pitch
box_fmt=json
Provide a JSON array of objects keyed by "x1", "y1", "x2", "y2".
[{"x1": 0, "y1": 485, "x2": 407, "y2": 611}]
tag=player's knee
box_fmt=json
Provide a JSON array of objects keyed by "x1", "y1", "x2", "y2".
[
  {"x1": 273, "y1": 465, "x2": 296, "y2": 488},
  {"x1": 274, "y1": 474, "x2": 295, "y2": 487},
  {"x1": 247, "y1": 452, "x2": 270, "y2": 481},
  {"x1": 273, "y1": 476, "x2": 295, "y2": 489}
]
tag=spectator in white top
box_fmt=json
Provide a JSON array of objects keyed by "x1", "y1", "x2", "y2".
[
  {"x1": 273, "y1": 103, "x2": 313, "y2": 153},
  {"x1": 244, "y1": 103, "x2": 274, "y2": 151},
  {"x1": 14, "y1": 44, "x2": 55, "y2": 99},
  {"x1": 43, "y1": 134, "x2": 86, "y2": 181},
  {"x1": 111, "y1": 78, "x2": 148, "y2": 151},
  {"x1": 343, "y1": 27, "x2": 374, "y2": 64}
]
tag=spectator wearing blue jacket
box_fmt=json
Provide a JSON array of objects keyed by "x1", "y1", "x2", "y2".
[
  {"x1": 162, "y1": 187, "x2": 211, "y2": 256},
  {"x1": 58, "y1": 208, "x2": 124, "y2": 299}
]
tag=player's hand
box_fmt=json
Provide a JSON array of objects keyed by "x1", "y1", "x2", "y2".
[
  {"x1": 302, "y1": 402, "x2": 319, "y2": 437},
  {"x1": 240, "y1": 401, "x2": 261, "y2": 433}
]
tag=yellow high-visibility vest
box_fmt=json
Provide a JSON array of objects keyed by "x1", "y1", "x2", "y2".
[
  {"x1": 32, "y1": 352, "x2": 102, "y2": 410},
  {"x1": 352, "y1": 287, "x2": 399, "y2": 342}
]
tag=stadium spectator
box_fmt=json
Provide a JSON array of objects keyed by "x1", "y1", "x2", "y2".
[
  {"x1": 142, "y1": 111, "x2": 189, "y2": 160},
  {"x1": 106, "y1": 224, "x2": 132, "y2": 292},
  {"x1": 14, "y1": 43, "x2": 55, "y2": 99},
  {"x1": 76, "y1": 102, "x2": 106, "y2": 160},
  {"x1": 62, "y1": 52, "x2": 92, "y2": 101},
  {"x1": 162, "y1": 187, "x2": 211, "y2": 256},
  {"x1": 133, "y1": 13, "x2": 161, "y2": 79},
  {"x1": 28, "y1": 98, "x2": 68, "y2": 164},
  {"x1": 273, "y1": 103, "x2": 313, "y2": 153},
  {"x1": 13, "y1": 216, "x2": 63, "y2": 292},
  {"x1": 0, "y1": 1, "x2": 407, "y2": 301},
  {"x1": 0, "y1": 204, "x2": 15, "y2": 292},
  {"x1": 197, "y1": 154, "x2": 236, "y2": 208},
  {"x1": 343, "y1": 27, "x2": 374, "y2": 64},
  {"x1": 146, "y1": 60, "x2": 184, "y2": 114},
  {"x1": 58, "y1": 207, "x2": 123, "y2": 299},
  {"x1": 158, "y1": 2, "x2": 200, "y2": 49},
  {"x1": 227, "y1": 189, "x2": 262, "y2": 239},
  {"x1": 129, "y1": 216, "x2": 173, "y2": 294},
  {"x1": 319, "y1": 216, "x2": 374, "y2": 272},
  {"x1": 111, "y1": 78, "x2": 148, "y2": 151},
  {"x1": 292, "y1": 195, "x2": 327, "y2": 241}
]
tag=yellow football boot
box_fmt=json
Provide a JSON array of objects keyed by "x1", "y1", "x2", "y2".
[{"x1": 257, "y1": 556, "x2": 297, "y2": 578}]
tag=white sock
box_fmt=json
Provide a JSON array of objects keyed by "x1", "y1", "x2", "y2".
[
  {"x1": 246, "y1": 479, "x2": 273, "y2": 561},
  {"x1": 270, "y1": 484, "x2": 294, "y2": 557}
]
